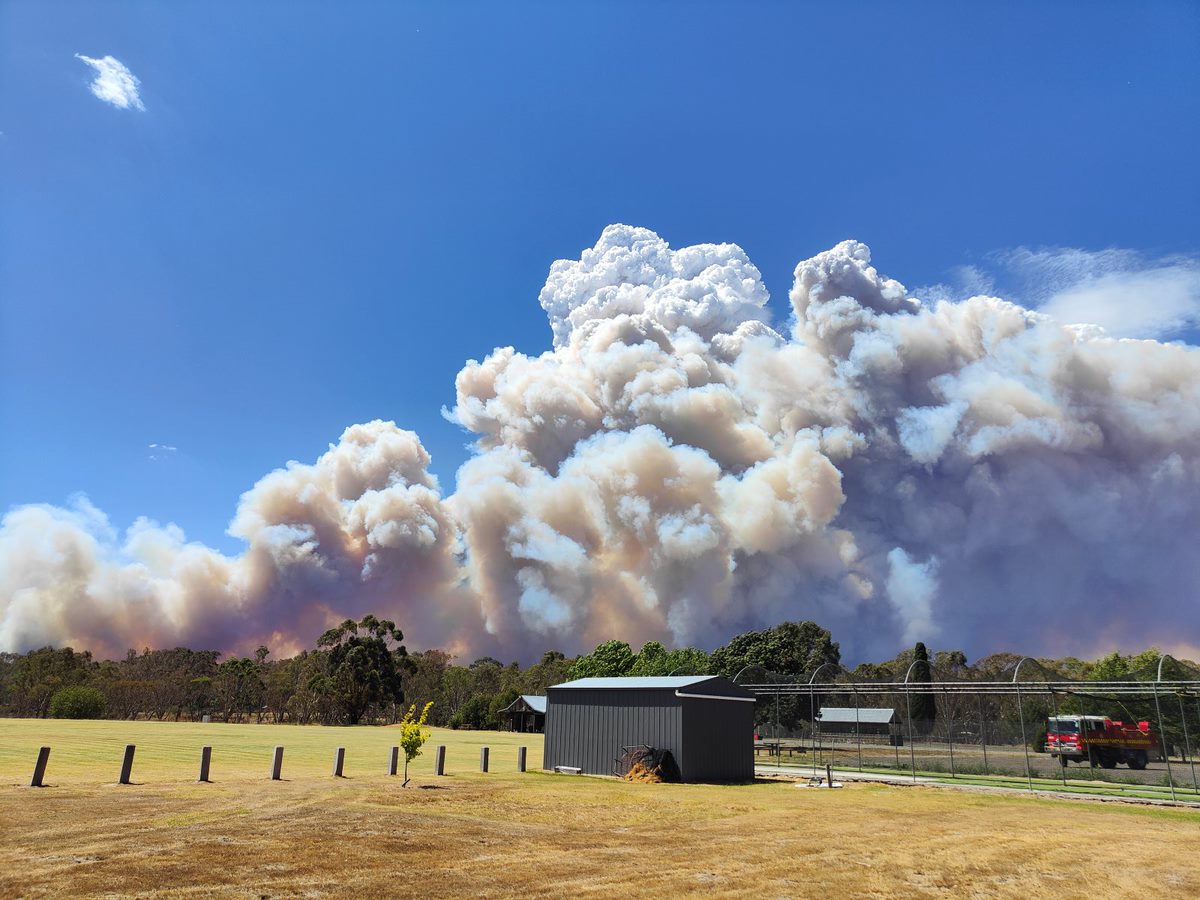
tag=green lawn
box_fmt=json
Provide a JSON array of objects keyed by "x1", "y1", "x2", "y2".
[{"x1": 0, "y1": 717, "x2": 541, "y2": 785}]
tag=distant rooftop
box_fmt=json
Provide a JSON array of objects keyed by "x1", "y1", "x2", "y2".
[
  {"x1": 818, "y1": 707, "x2": 897, "y2": 724},
  {"x1": 520, "y1": 694, "x2": 547, "y2": 714},
  {"x1": 499, "y1": 694, "x2": 546, "y2": 714}
]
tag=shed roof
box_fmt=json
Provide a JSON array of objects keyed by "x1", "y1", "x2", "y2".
[
  {"x1": 500, "y1": 694, "x2": 547, "y2": 714},
  {"x1": 818, "y1": 707, "x2": 896, "y2": 724},
  {"x1": 548, "y1": 676, "x2": 754, "y2": 701},
  {"x1": 550, "y1": 675, "x2": 717, "y2": 691}
]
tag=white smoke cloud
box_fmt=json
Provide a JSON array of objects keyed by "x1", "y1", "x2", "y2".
[
  {"x1": 885, "y1": 548, "x2": 940, "y2": 645},
  {"x1": 3, "y1": 228, "x2": 1199, "y2": 662},
  {"x1": 1, "y1": 422, "x2": 484, "y2": 659},
  {"x1": 75, "y1": 54, "x2": 145, "y2": 112}
]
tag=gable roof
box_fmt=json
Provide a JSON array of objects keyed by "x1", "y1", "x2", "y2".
[
  {"x1": 818, "y1": 707, "x2": 896, "y2": 724},
  {"x1": 500, "y1": 694, "x2": 547, "y2": 714},
  {"x1": 520, "y1": 694, "x2": 547, "y2": 714},
  {"x1": 550, "y1": 675, "x2": 717, "y2": 690},
  {"x1": 548, "y1": 675, "x2": 754, "y2": 700}
]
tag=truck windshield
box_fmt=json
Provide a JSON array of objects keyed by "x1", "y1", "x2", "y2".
[{"x1": 1049, "y1": 718, "x2": 1079, "y2": 733}]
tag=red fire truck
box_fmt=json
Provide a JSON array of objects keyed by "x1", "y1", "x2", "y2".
[{"x1": 1046, "y1": 715, "x2": 1159, "y2": 769}]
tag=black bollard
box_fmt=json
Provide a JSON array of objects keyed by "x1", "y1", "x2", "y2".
[
  {"x1": 31, "y1": 746, "x2": 50, "y2": 788},
  {"x1": 271, "y1": 746, "x2": 284, "y2": 780},
  {"x1": 388, "y1": 746, "x2": 399, "y2": 776},
  {"x1": 119, "y1": 744, "x2": 136, "y2": 785},
  {"x1": 480, "y1": 747, "x2": 489, "y2": 773},
  {"x1": 435, "y1": 745, "x2": 446, "y2": 776},
  {"x1": 198, "y1": 746, "x2": 212, "y2": 783},
  {"x1": 333, "y1": 747, "x2": 345, "y2": 777}
]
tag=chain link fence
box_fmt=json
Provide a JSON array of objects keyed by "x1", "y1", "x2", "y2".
[{"x1": 738, "y1": 655, "x2": 1200, "y2": 802}]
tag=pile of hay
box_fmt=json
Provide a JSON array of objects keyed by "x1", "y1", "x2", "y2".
[{"x1": 619, "y1": 746, "x2": 680, "y2": 783}]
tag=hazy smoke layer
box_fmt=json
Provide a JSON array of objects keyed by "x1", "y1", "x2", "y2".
[{"x1": 3, "y1": 225, "x2": 1199, "y2": 661}]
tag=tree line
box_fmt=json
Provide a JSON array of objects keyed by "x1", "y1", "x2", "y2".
[{"x1": 0, "y1": 616, "x2": 1190, "y2": 736}]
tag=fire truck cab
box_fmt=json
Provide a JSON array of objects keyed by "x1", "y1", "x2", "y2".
[{"x1": 1046, "y1": 715, "x2": 1158, "y2": 769}]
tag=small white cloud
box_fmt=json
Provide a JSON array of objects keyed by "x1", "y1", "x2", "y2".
[
  {"x1": 147, "y1": 443, "x2": 178, "y2": 461},
  {"x1": 1002, "y1": 247, "x2": 1200, "y2": 340},
  {"x1": 75, "y1": 54, "x2": 145, "y2": 111},
  {"x1": 1037, "y1": 262, "x2": 1200, "y2": 340},
  {"x1": 921, "y1": 247, "x2": 1200, "y2": 340}
]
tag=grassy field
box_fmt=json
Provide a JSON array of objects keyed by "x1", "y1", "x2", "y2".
[
  {"x1": 2, "y1": 719, "x2": 1199, "y2": 897},
  {"x1": 0, "y1": 717, "x2": 536, "y2": 785}
]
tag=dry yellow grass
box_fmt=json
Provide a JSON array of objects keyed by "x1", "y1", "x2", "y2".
[{"x1": 1, "y1": 718, "x2": 1197, "y2": 898}]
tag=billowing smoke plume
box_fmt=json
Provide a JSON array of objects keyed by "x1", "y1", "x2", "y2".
[
  {"x1": 3, "y1": 225, "x2": 1199, "y2": 661},
  {"x1": 0, "y1": 422, "x2": 482, "y2": 659}
]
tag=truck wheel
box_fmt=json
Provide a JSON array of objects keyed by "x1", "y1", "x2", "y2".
[
  {"x1": 1128, "y1": 751, "x2": 1148, "y2": 770},
  {"x1": 1099, "y1": 751, "x2": 1117, "y2": 769}
]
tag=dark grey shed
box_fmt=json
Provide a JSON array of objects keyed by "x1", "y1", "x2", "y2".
[{"x1": 543, "y1": 676, "x2": 755, "y2": 782}]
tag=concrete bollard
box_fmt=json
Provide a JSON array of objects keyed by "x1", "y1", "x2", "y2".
[
  {"x1": 271, "y1": 746, "x2": 284, "y2": 780},
  {"x1": 198, "y1": 746, "x2": 212, "y2": 783},
  {"x1": 333, "y1": 747, "x2": 345, "y2": 777},
  {"x1": 826, "y1": 764, "x2": 832, "y2": 788},
  {"x1": 435, "y1": 745, "x2": 446, "y2": 776},
  {"x1": 119, "y1": 744, "x2": 136, "y2": 785},
  {"x1": 480, "y1": 746, "x2": 489, "y2": 773},
  {"x1": 31, "y1": 746, "x2": 50, "y2": 788},
  {"x1": 388, "y1": 746, "x2": 399, "y2": 776},
  {"x1": 517, "y1": 746, "x2": 527, "y2": 773}
]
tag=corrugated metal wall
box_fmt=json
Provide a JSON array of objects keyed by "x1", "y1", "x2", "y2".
[
  {"x1": 544, "y1": 686, "x2": 755, "y2": 781},
  {"x1": 680, "y1": 697, "x2": 755, "y2": 781},
  {"x1": 544, "y1": 689, "x2": 682, "y2": 776}
]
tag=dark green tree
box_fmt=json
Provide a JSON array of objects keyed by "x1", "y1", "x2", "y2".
[
  {"x1": 449, "y1": 693, "x2": 491, "y2": 729},
  {"x1": 316, "y1": 615, "x2": 411, "y2": 725},
  {"x1": 521, "y1": 651, "x2": 574, "y2": 694},
  {"x1": 629, "y1": 641, "x2": 671, "y2": 676},
  {"x1": 629, "y1": 642, "x2": 710, "y2": 677},
  {"x1": 709, "y1": 622, "x2": 840, "y2": 733},
  {"x1": 567, "y1": 640, "x2": 636, "y2": 680},
  {"x1": 908, "y1": 642, "x2": 936, "y2": 733},
  {"x1": 48, "y1": 685, "x2": 106, "y2": 718},
  {"x1": 7, "y1": 647, "x2": 95, "y2": 717},
  {"x1": 214, "y1": 656, "x2": 265, "y2": 723},
  {"x1": 709, "y1": 621, "x2": 840, "y2": 679}
]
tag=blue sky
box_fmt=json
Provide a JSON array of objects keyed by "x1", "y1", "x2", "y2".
[{"x1": 2, "y1": 0, "x2": 1198, "y2": 555}]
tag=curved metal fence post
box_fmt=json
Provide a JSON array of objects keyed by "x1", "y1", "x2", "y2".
[
  {"x1": 816, "y1": 686, "x2": 825, "y2": 777},
  {"x1": 977, "y1": 693, "x2": 989, "y2": 776},
  {"x1": 893, "y1": 687, "x2": 901, "y2": 769},
  {"x1": 809, "y1": 682, "x2": 818, "y2": 777},
  {"x1": 1152, "y1": 658, "x2": 1176, "y2": 801},
  {"x1": 774, "y1": 690, "x2": 780, "y2": 763},
  {"x1": 1080, "y1": 690, "x2": 1096, "y2": 770},
  {"x1": 945, "y1": 687, "x2": 956, "y2": 778},
  {"x1": 852, "y1": 683, "x2": 862, "y2": 772},
  {"x1": 1016, "y1": 684, "x2": 1033, "y2": 792},
  {"x1": 1048, "y1": 688, "x2": 1067, "y2": 789},
  {"x1": 1013, "y1": 659, "x2": 1034, "y2": 792},
  {"x1": 905, "y1": 683, "x2": 916, "y2": 782},
  {"x1": 1175, "y1": 693, "x2": 1197, "y2": 795}
]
